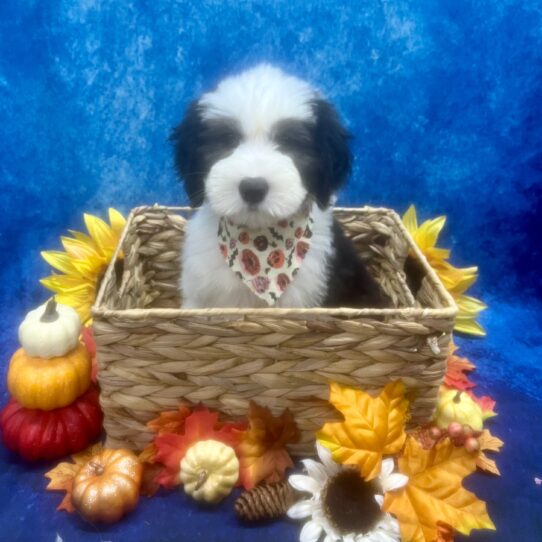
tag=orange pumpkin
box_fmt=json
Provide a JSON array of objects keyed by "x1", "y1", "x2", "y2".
[
  {"x1": 7, "y1": 344, "x2": 91, "y2": 410},
  {"x1": 72, "y1": 448, "x2": 143, "y2": 523}
]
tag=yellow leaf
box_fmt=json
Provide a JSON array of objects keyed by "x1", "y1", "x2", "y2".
[
  {"x1": 45, "y1": 443, "x2": 104, "y2": 513},
  {"x1": 476, "y1": 430, "x2": 503, "y2": 476},
  {"x1": 383, "y1": 438, "x2": 495, "y2": 542},
  {"x1": 476, "y1": 453, "x2": 500, "y2": 476},
  {"x1": 316, "y1": 381, "x2": 408, "y2": 480},
  {"x1": 478, "y1": 430, "x2": 503, "y2": 453}
]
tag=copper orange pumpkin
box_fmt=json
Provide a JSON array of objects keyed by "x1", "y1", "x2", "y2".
[
  {"x1": 71, "y1": 448, "x2": 142, "y2": 523},
  {"x1": 0, "y1": 386, "x2": 103, "y2": 461}
]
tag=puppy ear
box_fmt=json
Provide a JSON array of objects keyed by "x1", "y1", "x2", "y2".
[
  {"x1": 170, "y1": 101, "x2": 205, "y2": 207},
  {"x1": 311, "y1": 99, "x2": 353, "y2": 208}
]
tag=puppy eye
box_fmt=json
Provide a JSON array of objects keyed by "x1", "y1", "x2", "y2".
[
  {"x1": 202, "y1": 119, "x2": 242, "y2": 151},
  {"x1": 221, "y1": 130, "x2": 242, "y2": 147},
  {"x1": 272, "y1": 121, "x2": 312, "y2": 150}
]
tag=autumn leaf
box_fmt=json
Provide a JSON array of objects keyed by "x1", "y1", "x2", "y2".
[
  {"x1": 476, "y1": 430, "x2": 504, "y2": 476},
  {"x1": 139, "y1": 443, "x2": 157, "y2": 464},
  {"x1": 316, "y1": 381, "x2": 409, "y2": 480},
  {"x1": 444, "y1": 346, "x2": 497, "y2": 419},
  {"x1": 153, "y1": 407, "x2": 244, "y2": 488},
  {"x1": 45, "y1": 443, "x2": 104, "y2": 512},
  {"x1": 444, "y1": 352, "x2": 476, "y2": 391},
  {"x1": 435, "y1": 522, "x2": 455, "y2": 541},
  {"x1": 410, "y1": 425, "x2": 439, "y2": 451},
  {"x1": 140, "y1": 462, "x2": 164, "y2": 497},
  {"x1": 137, "y1": 444, "x2": 165, "y2": 496},
  {"x1": 383, "y1": 437, "x2": 495, "y2": 542},
  {"x1": 147, "y1": 405, "x2": 191, "y2": 435},
  {"x1": 468, "y1": 392, "x2": 497, "y2": 420},
  {"x1": 237, "y1": 402, "x2": 299, "y2": 489}
]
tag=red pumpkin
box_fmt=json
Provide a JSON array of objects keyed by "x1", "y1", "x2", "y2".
[{"x1": 0, "y1": 386, "x2": 103, "y2": 462}]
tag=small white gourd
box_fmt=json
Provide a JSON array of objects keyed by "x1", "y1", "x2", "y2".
[
  {"x1": 180, "y1": 440, "x2": 239, "y2": 504},
  {"x1": 18, "y1": 299, "x2": 81, "y2": 359}
]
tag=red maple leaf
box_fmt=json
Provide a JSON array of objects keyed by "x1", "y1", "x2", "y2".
[
  {"x1": 468, "y1": 391, "x2": 497, "y2": 418},
  {"x1": 152, "y1": 407, "x2": 245, "y2": 488}
]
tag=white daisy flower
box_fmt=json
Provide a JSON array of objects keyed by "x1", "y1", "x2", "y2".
[{"x1": 287, "y1": 442, "x2": 408, "y2": 542}]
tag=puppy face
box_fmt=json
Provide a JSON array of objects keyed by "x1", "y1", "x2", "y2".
[{"x1": 172, "y1": 65, "x2": 352, "y2": 226}]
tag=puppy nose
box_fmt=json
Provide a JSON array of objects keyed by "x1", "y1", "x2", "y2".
[{"x1": 239, "y1": 177, "x2": 269, "y2": 205}]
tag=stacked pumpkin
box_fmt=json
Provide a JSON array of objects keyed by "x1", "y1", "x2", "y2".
[{"x1": 0, "y1": 299, "x2": 103, "y2": 461}]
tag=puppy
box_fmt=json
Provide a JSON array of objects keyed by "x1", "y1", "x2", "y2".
[{"x1": 171, "y1": 64, "x2": 388, "y2": 309}]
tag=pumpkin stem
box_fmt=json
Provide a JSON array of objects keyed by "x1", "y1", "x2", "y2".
[
  {"x1": 453, "y1": 391, "x2": 463, "y2": 403},
  {"x1": 40, "y1": 299, "x2": 59, "y2": 323},
  {"x1": 89, "y1": 460, "x2": 105, "y2": 476},
  {"x1": 194, "y1": 470, "x2": 208, "y2": 491}
]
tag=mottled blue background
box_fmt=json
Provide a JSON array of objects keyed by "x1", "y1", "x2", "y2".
[{"x1": 0, "y1": 1, "x2": 541, "y2": 541}]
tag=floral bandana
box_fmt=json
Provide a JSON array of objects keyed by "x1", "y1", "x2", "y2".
[{"x1": 218, "y1": 213, "x2": 314, "y2": 305}]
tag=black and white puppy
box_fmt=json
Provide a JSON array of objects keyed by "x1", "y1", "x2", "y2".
[{"x1": 172, "y1": 64, "x2": 388, "y2": 309}]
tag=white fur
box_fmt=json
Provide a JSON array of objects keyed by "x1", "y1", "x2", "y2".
[
  {"x1": 181, "y1": 202, "x2": 333, "y2": 308},
  {"x1": 200, "y1": 64, "x2": 316, "y2": 132},
  {"x1": 206, "y1": 140, "x2": 307, "y2": 230},
  {"x1": 202, "y1": 65, "x2": 318, "y2": 229},
  {"x1": 180, "y1": 64, "x2": 335, "y2": 309}
]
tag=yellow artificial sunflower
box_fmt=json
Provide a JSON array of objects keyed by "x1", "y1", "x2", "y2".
[
  {"x1": 402, "y1": 205, "x2": 486, "y2": 336},
  {"x1": 40, "y1": 208, "x2": 126, "y2": 324}
]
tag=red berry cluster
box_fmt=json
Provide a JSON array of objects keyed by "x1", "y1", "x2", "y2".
[{"x1": 428, "y1": 422, "x2": 482, "y2": 453}]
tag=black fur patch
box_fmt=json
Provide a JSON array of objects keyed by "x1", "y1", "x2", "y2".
[
  {"x1": 404, "y1": 254, "x2": 426, "y2": 297},
  {"x1": 272, "y1": 99, "x2": 353, "y2": 208},
  {"x1": 170, "y1": 102, "x2": 242, "y2": 206},
  {"x1": 323, "y1": 221, "x2": 391, "y2": 308}
]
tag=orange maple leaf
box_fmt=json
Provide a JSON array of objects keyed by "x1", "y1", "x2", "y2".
[
  {"x1": 147, "y1": 405, "x2": 191, "y2": 435},
  {"x1": 139, "y1": 443, "x2": 158, "y2": 464},
  {"x1": 383, "y1": 437, "x2": 495, "y2": 542},
  {"x1": 153, "y1": 407, "x2": 244, "y2": 488},
  {"x1": 476, "y1": 430, "x2": 504, "y2": 476},
  {"x1": 44, "y1": 443, "x2": 104, "y2": 512},
  {"x1": 237, "y1": 401, "x2": 299, "y2": 490},
  {"x1": 316, "y1": 381, "x2": 409, "y2": 480},
  {"x1": 444, "y1": 352, "x2": 476, "y2": 391}
]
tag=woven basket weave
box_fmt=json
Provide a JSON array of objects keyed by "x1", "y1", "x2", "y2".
[{"x1": 93, "y1": 205, "x2": 456, "y2": 455}]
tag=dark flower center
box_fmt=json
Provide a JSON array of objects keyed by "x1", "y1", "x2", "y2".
[{"x1": 323, "y1": 469, "x2": 381, "y2": 534}]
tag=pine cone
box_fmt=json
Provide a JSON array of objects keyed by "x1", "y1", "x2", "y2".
[{"x1": 235, "y1": 480, "x2": 298, "y2": 522}]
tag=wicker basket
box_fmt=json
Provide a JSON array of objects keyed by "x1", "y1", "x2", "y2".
[{"x1": 92, "y1": 205, "x2": 456, "y2": 455}]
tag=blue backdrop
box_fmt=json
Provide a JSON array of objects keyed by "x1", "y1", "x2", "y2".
[{"x1": 1, "y1": 1, "x2": 541, "y2": 541}]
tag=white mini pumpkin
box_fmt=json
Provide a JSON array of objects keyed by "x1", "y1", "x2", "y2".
[
  {"x1": 18, "y1": 299, "x2": 81, "y2": 359},
  {"x1": 180, "y1": 440, "x2": 239, "y2": 504}
]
